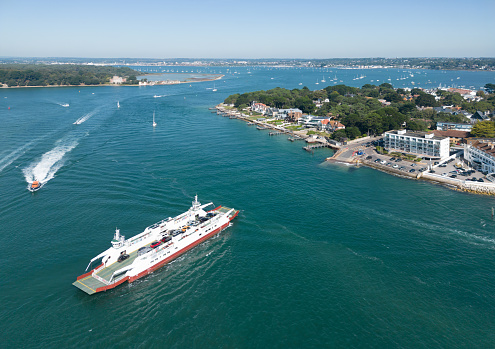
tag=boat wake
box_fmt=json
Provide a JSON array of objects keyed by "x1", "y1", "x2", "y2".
[
  {"x1": 0, "y1": 140, "x2": 36, "y2": 173},
  {"x1": 153, "y1": 95, "x2": 166, "y2": 98},
  {"x1": 22, "y1": 137, "x2": 79, "y2": 188},
  {"x1": 74, "y1": 108, "x2": 98, "y2": 125},
  {"x1": 58, "y1": 102, "x2": 70, "y2": 107}
]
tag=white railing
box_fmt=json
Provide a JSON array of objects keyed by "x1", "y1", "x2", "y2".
[{"x1": 92, "y1": 271, "x2": 110, "y2": 285}]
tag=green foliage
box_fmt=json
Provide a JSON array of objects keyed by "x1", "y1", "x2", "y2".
[
  {"x1": 470, "y1": 121, "x2": 495, "y2": 138},
  {"x1": 485, "y1": 83, "x2": 495, "y2": 94},
  {"x1": 415, "y1": 94, "x2": 438, "y2": 107},
  {"x1": 0, "y1": 64, "x2": 139, "y2": 86},
  {"x1": 345, "y1": 126, "x2": 361, "y2": 139}
]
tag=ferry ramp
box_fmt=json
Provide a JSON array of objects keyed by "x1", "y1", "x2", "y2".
[{"x1": 73, "y1": 250, "x2": 139, "y2": 295}]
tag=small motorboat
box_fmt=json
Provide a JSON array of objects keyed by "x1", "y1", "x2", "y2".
[{"x1": 29, "y1": 181, "x2": 41, "y2": 192}]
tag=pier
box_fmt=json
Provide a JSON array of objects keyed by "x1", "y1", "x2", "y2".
[{"x1": 303, "y1": 143, "x2": 331, "y2": 152}]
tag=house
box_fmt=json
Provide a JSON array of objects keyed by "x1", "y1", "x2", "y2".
[
  {"x1": 110, "y1": 76, "x2": 126, "y2": 84},
  {"x1": 325, "y1": 120, "x2": 346, "y2": 132},
  {"x1": 251, "y1": 102, "x2": 269, "y2": 115},
  {"x1": 266, "y1": 108, "x2": 279, "y2": 118},
  {"x1": 470, "y1": 111, "x2": 491, "y2": 123},
  {"x1": 436, "y1": 122, "x2": 472, "y2": 132},
  {"x1": 378, "y1": 99, "x2": 391, "y2": 106},
  {"x1": 464, "y1": 139, "x2": 495, "y2": 173},
  {"x1": 384, "y1": 129, "x2": 450, "y2": 160},
  {"x1": 279, "y1": 108, "x2": 302, "y2": 122},
  {"x1": 431, "y1": 130, "x2": 469, "y2": 146}
]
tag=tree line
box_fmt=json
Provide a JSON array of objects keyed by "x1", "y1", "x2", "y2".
[
  {"x1": 0, "y1": 64, "x2": 139, "y2": 87},
  {"x1": 224, "y1": 83, "x2": 495, "y2": 139}
]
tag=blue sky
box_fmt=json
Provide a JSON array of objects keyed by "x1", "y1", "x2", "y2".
[{"x1": 1, "y1": 0, "x2": 494, "y2": 58}]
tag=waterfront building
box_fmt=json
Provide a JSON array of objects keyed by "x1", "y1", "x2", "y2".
[
  {"x1": 278, "y1": 108, "x2": 302, "y2": 122},
  {"x1": 436, "y1": 122, "x2": 472, "y2": 132},
  {"x1": 464, "y1": 139, "x2": 495, "y2": 173},
  {"x1": 384, "y1": 130, "x2": 450, "y2": 159},
  {"x1": 110, "y1": 76, "x2": 126, "y2": 84},
  {"x1": 251, "y1": 102, "x2": 268, "y2": 115}
]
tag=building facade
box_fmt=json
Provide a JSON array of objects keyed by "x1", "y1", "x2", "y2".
[
  {"x1": 384, "y1": 130, "x2": 450, "y2": 159},
  {"x1": 464, "y1": 140, "x2": 495, "y2": 174}
]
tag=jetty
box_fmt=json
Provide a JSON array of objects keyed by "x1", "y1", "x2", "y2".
[{"x1": 303, "y1": 143, "x2": 331, "y2": 152}]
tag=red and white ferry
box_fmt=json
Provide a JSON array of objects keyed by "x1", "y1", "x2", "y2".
[{"x1": 73, "y1": 196, "x2": 238, "y2": 295}]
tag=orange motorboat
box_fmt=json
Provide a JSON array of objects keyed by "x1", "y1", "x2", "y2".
[{"x1": 29, "y1": 181, "x2": 41, "y2": 192}]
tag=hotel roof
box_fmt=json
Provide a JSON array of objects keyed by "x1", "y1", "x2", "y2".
[{"x1": 385, "y1": 130, "x2": 447, "y2": 141}]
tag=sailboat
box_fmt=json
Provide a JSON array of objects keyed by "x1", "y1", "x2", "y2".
[
  {"x1": 321, "y1": 75, "x2": 326, "y2": 83},
  {"x1": 117, "y1": 101, "x2": 120, "y2": 108},
  {"x1": 153, "y1": 111, "x2": 157, "y2": 127},
  {"x1": 212, "y1": 83, "x2": 217, "y2": 92}
]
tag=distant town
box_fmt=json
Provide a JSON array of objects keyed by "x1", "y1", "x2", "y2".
[
  {"x1": 219, "y1": 82, "x2": 495, "y2": 195},
  {"x1": 1, "y1": 57, "x2": 494, "y2": 71}
]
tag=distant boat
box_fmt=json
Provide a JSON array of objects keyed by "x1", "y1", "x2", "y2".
[
  {"x1": 61, "y1": 103, "x2": 69, "y2": 107},
  {"x1": 117, "y1": 101, "x2": 120, "y2": 108},
  {"x1": 212, "y1": 83, "x2": 217, "y2": 92},
  {"x1": 315, "y1": 79, "x2": 319, "y2": 85},
  {"x1": 153, "y1": 111, "x2": 157, "y2": 127},
  {"x1": 321, "y1": 76, "x2": 326, "y2": 83},
  {"x1": 29, "y1": 181, "x2": 41, "y2": 192}
]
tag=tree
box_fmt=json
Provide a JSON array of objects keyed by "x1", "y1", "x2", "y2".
[
  {"x1": 470, "y1": 121, "x2": 495, "y2": 138},
  {"x1": 399, "y1": 102, "x2": 416, "y2": 114},
  {"x1": 485, "y1": 83, "x2": 495, "y2": 94},
  {"x1": 331, "y1": 129, "x2": 347, "y2": 141},
  {"x1": 415, "y1": 94, "x2": 437, "y2": 107},
  {"x1": 345, "y1": 126, "x2": 361, "y2": 139}
]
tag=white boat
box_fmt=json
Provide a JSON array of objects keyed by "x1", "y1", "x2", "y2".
[
  {"x1": 117, "y1": 101, "x2": 120, "y2": 108},
  {"x1": 321, "y1": 76, "x2": 326, "y2": 83},
  {"x1": 61, "y1": 103, "x2": 69, "y2": 107},
  {"x1": 212, "y1": 83, "x2": 217, "y2": 92},
  {"x1": 153, "y1": 111, "x2": 157, "y2": 127},
  {"x1": 73, "y1": 196, "x2": 239, "y2": 295}
]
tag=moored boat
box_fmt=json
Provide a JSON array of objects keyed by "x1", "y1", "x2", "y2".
[{"x1": 73, "y1": 196, "x2": 239, "y2": 295}]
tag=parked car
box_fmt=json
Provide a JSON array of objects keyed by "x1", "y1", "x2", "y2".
[
  {"x1": 118, "y1": 253, "x2": 130, "y2": 263},
  {"x1": 450, "y1": 175, "x2": 457, "y2": 178},
  {"x1": 374, "y1": 159, "x2": 380, "y2": 163},
  {"x1": 409, "y1": 169, "x2": 416, "y2": 173},
  {"x1": 478, "y1": 178, "x2": 484, "y2": 182},
  {"x1": 150, "y1": 240, "x2": 162, "y2": 249},
  {"x1": 393, "y1": 164, "x2": 399, "y2": 168},
  {"x1": 161, "y1": 236, "x2": 172, "y2": 243},
  {"x1": 366, "y1": 155, "x2": 372, "y2": 160},
  {"x1": 439, "y1": 164, "x2": 447, "y2": 167},
  {"x1": 390, "y1": 157, "x2": 396, "y2": 161},
  {"x1": 137, "y1": 246, "x2": 152, "y2": 256}
]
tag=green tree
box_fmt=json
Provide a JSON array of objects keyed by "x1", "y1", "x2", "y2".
[
  {"x1": 415, "y1": 94, "x2": 437, "y2": 107},
  {"x1": 345, "y1": 126, "x2": 361, "y2": 139},
  {"x1": 470, "y1": 121, "x2": 495, "y2": 138}
]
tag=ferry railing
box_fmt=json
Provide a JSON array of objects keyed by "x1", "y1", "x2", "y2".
[{"x1": 92, "y1": 271, "x2": 110, "y2": 285}]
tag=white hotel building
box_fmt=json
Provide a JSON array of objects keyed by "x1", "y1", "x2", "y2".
[
  {"x1": 464, "y1": 140, "x2": 495, "y2": 174},
  {"x1": 383, "y1": 130, "x2": 450, "y2": 160}
]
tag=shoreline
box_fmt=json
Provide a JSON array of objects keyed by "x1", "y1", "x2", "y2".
[
  {"x1": 0, "y1": 75, "x2": 224, "y2": 89},
  {"x1": 215, "y1": 103, "x2": 495, "y2": 196}
]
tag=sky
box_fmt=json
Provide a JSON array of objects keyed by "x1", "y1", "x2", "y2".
[{"x1": 1, "y1": 0, "x2": 494, "y2": 59}]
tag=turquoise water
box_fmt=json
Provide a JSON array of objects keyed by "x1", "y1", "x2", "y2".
[{"x1": 1, "y1": 67, "x2": 495, "y2": 348}]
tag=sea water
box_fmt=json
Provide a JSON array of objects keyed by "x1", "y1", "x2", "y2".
[{"x1": 0, "y1": 67, "x2": 495, "y2": 348}]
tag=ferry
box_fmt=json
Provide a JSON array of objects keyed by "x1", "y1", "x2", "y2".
[{"x1": 73, "y1": 196, "x2": 239, "y2": 295}]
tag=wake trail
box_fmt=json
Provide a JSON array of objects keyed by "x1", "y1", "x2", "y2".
[
  {"x1": 22, "y1": 137, "x2": 79, "y2": 187},
  {"x1": 0, "y1": 140, "x2": 36, "y2": 173},
  {"x1": 73, "y1": 108, "x2": 99, "y2": 125}
]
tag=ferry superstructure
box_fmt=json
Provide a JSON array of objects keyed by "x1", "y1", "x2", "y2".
[{"x1": 73, "y1": 196, "x2": 238, "y2": 295}]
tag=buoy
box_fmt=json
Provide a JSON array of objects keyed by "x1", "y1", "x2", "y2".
[{"x1": 8, "y1": 106, "x2": 10, "y2": 110}]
